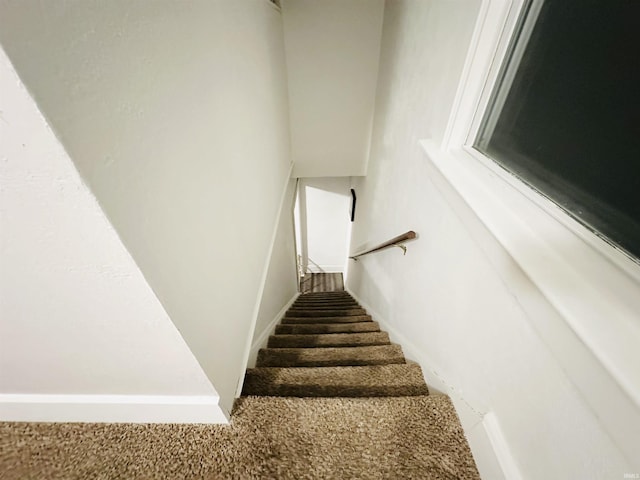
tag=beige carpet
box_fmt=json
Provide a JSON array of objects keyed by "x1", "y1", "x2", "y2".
[
  {"x1": 1, "y1": 290, "x2": 480, "y2": 479},
  {"x1": 242, "y1": 363, "x2": 431, "y2": 397},
  {"x1": 0, "y1": 395, "x2": 479, "y2": 480}
]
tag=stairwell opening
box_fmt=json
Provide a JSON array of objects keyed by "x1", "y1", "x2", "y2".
[{"x1": 293, "y1": 177, "x2": 354, "y2": 291}]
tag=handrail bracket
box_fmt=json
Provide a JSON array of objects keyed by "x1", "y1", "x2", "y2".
[{"x1": 394, "y1": 243, "x2": 407, "y2": 255}]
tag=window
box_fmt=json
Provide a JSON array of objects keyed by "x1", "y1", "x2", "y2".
[
  {"x1": 422, "y1": 0, "x2": 640, "y2": 461},
  {"x1": 474, "y1": 0, "x2": 640, "y2": 260}
]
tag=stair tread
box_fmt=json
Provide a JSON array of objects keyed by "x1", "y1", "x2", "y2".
[
  {"x1": 290, "y1": 305, "x2": 360, "y2": 310},
  {"x1": 289, "y1": 305, "x2": 361, "y2": 309},
  {"x1": 282, "y1": 315, "x2": 372, "y2": 324},
  {"x1": 268, "y1": 332, "x2": 390, "y2": 348},
  {"x1": 295, "y1": 296, "x2": 355, "y2": 300},
  {"x1": 295, "y1": 295, "x2": 355, "y2": 300},
  {"x1": 286, "y1": 308, "x2": 367, "y2": 317},
  {"x1": 294, "y1": 298, "x2": 357, "y2": 302},
  {"x1": 292, "y1": 306, "x2": 359, "y2": 309},
  {"x1": 242, "y1": 363, "x2": 429, "y2": 397},
  {"x1": 296, "y1": 293, "x2": 355, "y2": 300},
  {"x1": 257, "y1": 344, "x2": 406, "y2": 367},
  {"x1": 298, "y1": 291, "x2": 351, "y2": 294},
  {"x1": 275, "y1": 322, "x2": 380, "y2": 334}
]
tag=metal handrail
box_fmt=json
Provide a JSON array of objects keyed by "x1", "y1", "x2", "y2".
[{"x1": 349, "y1": 231, "x2": 417, "y2": 260}]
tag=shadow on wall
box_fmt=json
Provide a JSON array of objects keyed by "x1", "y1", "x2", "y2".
[
  {"x1": 300, "y1": 272, "x2": 345, "y2": 293},
  {"x1": 306, "y1": 257, "x2": 326, "y2": 273}
]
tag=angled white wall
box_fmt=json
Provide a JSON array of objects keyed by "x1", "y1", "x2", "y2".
[
  {"x1": 0, "y1": 0, "x2": 292, "y2": 415},
  {"x1": 0, "y1": 47, "x2": 222, "y2": 423},
  {"x1": 246, "y1": 178, "x2": 300, "y2": 369},
  {"x1": 283, "y1": 0, "x2": 384, "y2": 177},
  {"x1": 346, "y1": 0, "x2": 637, "y2": 477}
]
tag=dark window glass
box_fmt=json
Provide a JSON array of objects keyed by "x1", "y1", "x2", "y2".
[{"x1": 475, "y1": 0, "x2": 640, "y2": 259}]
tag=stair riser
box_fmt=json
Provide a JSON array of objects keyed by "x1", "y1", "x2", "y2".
[
  {"x1": 290, "y1": 308, "x2": 360, "y2": 313},
  {"x1": 291, "y1": 303, "x2": 362, "y2": 311},
  {"x1": 292, "y1": 304, "x2": 359, "y2": 308},
  {"x1": 275, "y1": 322, "x2": 380, "y2": 334},
  {"x1": 296, "y1": 297, "x2": 352, "y2": 302},
  {"x1": 257, "y1": 357, "x2": 405, "y2": 367},
  {"x1": 293, "y1": 300, "x2": 358, "y2": 305},
  {"x1": 286, "y1": 309, "x2": 366, "y2": 317},
  {"x1": 242, "y1": 384, "x2": 429, "y2": 397},
  {"x1": 297, "y1": 297, "x2": 352, "y2": 301},
  {"x1": 296, "y1": 295, "x2": 355, "y2": 302},
  {"x1": 282, "y1": 315, "x2": 372, "y2": 324},
  {"x1": 294, "y1": 300, "x2": 358, "y2": 307},
  {"x1": 291, "y1": 308, "x2": 360, "y2": 312},
  {"x1": 298, "y1": 292, "x2": 350, "y2": 296},
  {"x1": 256, "y1": 346, "x2": 405, "y2": 368},
  {"x1": 243, "y1": 364, "x2": 429, "y2": 398},
  {"x1": 267, "y1": 332, "x2": 390, "y2": 348}
]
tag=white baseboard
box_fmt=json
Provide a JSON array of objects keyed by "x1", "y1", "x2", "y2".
[
  {"x1": 346, "y1": 288, "x2": 517, "y2": 480},
  {"x1": 483, "y1": 412, "x2": 524, "y2": 480},
  {"x1": 0, "y1": 393, "x2": 229, "y2": 424},
  {"x1": 245, "y1": 292, "x2": 299, "y2": 369}
]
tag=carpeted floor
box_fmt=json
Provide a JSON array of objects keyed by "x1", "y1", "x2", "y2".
[
  {"x1": 0, "y1": 287, "x2": 480, "y2": 479},
  {"x1": 0, "y1": 395, "x2": 478, "y2": 480}
]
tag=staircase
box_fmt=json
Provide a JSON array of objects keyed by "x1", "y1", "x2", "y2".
[
  {"x1": 0, "y1": 289, "x2": 481, "y2": 479},
  {"x1": 238, "y1": 290, "x2": 480, "y2": 479},
  {"x1": 243, "y1": 291, "x2": 431, "y2": 397}
]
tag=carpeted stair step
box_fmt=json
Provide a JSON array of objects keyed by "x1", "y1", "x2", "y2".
[
  {"x1": 267, "y1": 332, "x2": 390, "y2": 348},
  {"x1": 295, "y1": 293, "x2": 354, "y2": 298},
  {"x1": 275, "y1": 321, "x2": 381, "y2": 335},
  {"x1": 294, "y1": 296, "x2": 357, "y2": 300},
  {"x1": 290, "y1": 306, "x2": 360, "y2": 312},
  {"x1": 256, "y1": 344, "x2": 406, "y2": 367},
  {"x1": 286, "y1": 308, "x2": 367, "y2": 317},
  {"x1": 295, "y1": 293, "x2": 355, "y2": 299},
  {"x1": 292, "y1": 300, "x2": 359, "y2": 307},
  {"x1": 242, "y1": 363, "x2": 430, "y2": 397},
  {"x1": 290, "y1": 304, "x2": 360, "y2": 310},
  {"x1": 293, "y1": 296, "x2": 357, "y2": 302},
  {"x1": 299, "y1": 291, "x2": 351, "y2": 296},
  {"x1": 294, "y1": 300, "x2": 355, "y2": 304},
  {"x1": 295, "y1": 297, "x2": 353, "y2": 303},
  {"x1": 282, "y1": 314, "x2": 372, "y2": 324}
]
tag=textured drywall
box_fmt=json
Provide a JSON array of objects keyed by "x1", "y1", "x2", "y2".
[
  {"x1": 0, "y1": 0, "x2": 291, "y2": 414},
  {"x1": 346, "y1": 0, "x2": 633, "y2": 477},
  {"x1": 283, "y1": 0, "x2": 384, "y2": 177},
  {"x1": 0, "y1": 46, "x2": 220, "y2": 422}
]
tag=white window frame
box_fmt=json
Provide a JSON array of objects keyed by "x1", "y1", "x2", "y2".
[{"x1": 420, "y1": 0, "x2": 640, "y2": 462}]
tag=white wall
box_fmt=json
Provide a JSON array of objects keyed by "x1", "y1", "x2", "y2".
[
  {"x1": 300, "y1": 178, "x2": 352, "y2": 273},
  {"x1": 0, "y1": 0, "x2": 292, "y2": 415},
  {"x1": 0, "y1": 47, "x2": 223, "y2": 423},
  {"x1": 347, "y1": 0, "x2": 637, "y2": 478},
  {"x1": 283, "y1": 0, "x2": 384, "y2": 177},
  {"x1": 246, "y1": 178, "x2": 299, "y2": 368}
]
